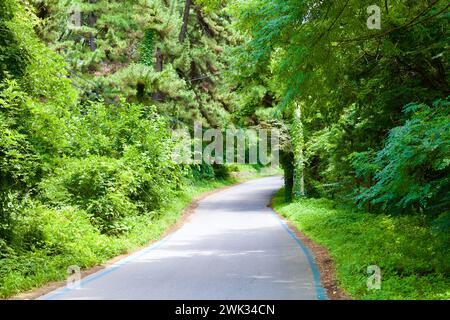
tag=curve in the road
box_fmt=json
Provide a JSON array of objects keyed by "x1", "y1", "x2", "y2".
[{"x1": 40, "y1": 176, "x2": 327, "y2": 300}]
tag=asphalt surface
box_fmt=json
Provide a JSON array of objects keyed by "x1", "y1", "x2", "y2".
[{"x1": 40, "y1": 176, "x2": 326, "y2": 300}]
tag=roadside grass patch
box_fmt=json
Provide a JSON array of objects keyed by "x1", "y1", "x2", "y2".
[{"x1": 272, "y1": 189, "x2": 450, "y2": 300}]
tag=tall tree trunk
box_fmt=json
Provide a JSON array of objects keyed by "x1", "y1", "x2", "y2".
[
  {"x1": 179, "y1": 0, "x2": 192, "y2": 43},
  {"x1": 292, "y1": 103, "x2": 305, "y2": 199},
  {"x1": 136, "y1": 81, "x2": 145, "y2": 102},
  {"x1": 155, "y1": 47, "x2": 163, "y2": 72},
  {"x1": 87, "y1": 0, "x2": 97, "y2": 51},
  {"x1": 152, "y1": 47, "x2": 165, "y2": 101},
  {"x1": 195, "y1": 7, "x2": 215, "y2": 37}
]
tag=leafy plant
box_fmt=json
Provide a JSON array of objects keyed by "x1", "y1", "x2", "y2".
[{"x1": 353, "y1": 99, "x2": 450, "y2": 214}]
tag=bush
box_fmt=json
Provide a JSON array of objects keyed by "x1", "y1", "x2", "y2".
[
  {"x1": 191, "y1": 163, "x2": 216, "y2": 180},
  {"x1": 212, "y1": 163, "x2": 231, "y2": 179},
  {"x1": 39, "y1": 157, "x2": 136, "y2": 234},
  {"x1": 352, "y1": 98, "x2": 450, "y2": 214},
  {"x1": 39, "y1": 150, "x2": 182, "y2": 235},
  {"x1": 34, "y1": 100, "x2": 186, "y2": 234},
  {"x1": 0, "y1": 205, "x2": 117, "y2": 296}
]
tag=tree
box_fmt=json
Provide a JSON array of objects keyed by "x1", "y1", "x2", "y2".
[
  {"x1": 291, "y1": 103, "x2": 305, "y2": 199},
  {"x1": 231, "y1": 0, "x2": 449, "y2": 211},
  {"x1": 179, "y1": 0, "x2": 192, "y2": 43},
  {"x1": 352, "y1": 99, "x2": 450, "y2": 214}
]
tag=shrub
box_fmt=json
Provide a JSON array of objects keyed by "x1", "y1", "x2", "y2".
[
  {"x1": 191, "y1": 163, "x2": 216, "y2": 180},
  {"x1": 34, "y1": 100, "x2": 186, "y2": 234},
  {"x1": 352, "y1": 98, "x2": 450, "y2": 214},
  {"x1": 39, "y1": 155, "x2": 168, "y2": 234}
]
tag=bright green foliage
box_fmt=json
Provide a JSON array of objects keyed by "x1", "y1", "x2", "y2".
[
  {"x1": 0, "y1": 0, "x2": 252, "y2": 297},
  {"x1": 194, "y1": 0, "x2": 225, "y2": 12},
  {"x1": 0, "y1": 0, "x2": 29, "y2": 80},
  {"x1": 36, "y1": 101, "x2": 184, "y2": 234},
  {"x1": 232, "y1": 0, "x2": 449, "y2": 300},
  {"x1": 0, "y1": 0, "x2": 170, "y2": 282},
  {"x1": 353, "y1": 98, "x2": 450, "y2": 214},
  {"x1": 0, "y1": 1, "x2": 77, "y2": 244},
  {"x1": 1, "y1": 0, "x2": 449, "y2": 300},
  {"x1": 0, "y1": 178, "x2": 237, "y2": 297}
]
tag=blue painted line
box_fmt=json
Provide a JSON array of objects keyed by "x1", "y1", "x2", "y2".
[
  {"x1": 270, "y1": 209, "x2": 328, "y2": 300},
  {"x1": 43, "y1": 232, "x2": 177, "y2": 300},
  {"x1": 43, "y1": 187, "x2": 327, "y2": 300}
]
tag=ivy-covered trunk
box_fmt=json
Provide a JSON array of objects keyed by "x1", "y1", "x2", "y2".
[
  {"x1": 291, "y1": 103, "x2": 305, "y2": 199},
  {"x1": 87, "y1": 0, "x2": 97, "y2": 51},
  {"x1": 152, "y1": 47, "x2": 165, "y2": 101}
]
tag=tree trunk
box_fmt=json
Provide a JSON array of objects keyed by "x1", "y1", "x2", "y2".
[
  {"x1": 155, "y1": 47, "x2": 163, "y2": 72},
  {"x1": 179, "y1": 0, "x2": 192, "y2": 43},
  {"x1": 292, "y1": 103, "x2": 305, "y2": 199},
  {"x1": 87, "y1": 0, "x2": 97, "y2": 51},
  {"x1": 136, "y1": 81, "x2": 145, "y2": 102},
  {"x1": 195, "y1": 7, "x2": 215, "y2": 37},
  {"x1": 152, "y1": 47, "x2": 165, "y2": 101}
]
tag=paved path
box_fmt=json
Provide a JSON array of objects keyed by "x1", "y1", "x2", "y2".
[{"x1": 40, "y1": 176, "x2": 326, "y2": 300}]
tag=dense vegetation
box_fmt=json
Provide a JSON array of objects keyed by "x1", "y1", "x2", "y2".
[{"x1": 0, "y1": 0, "x2": 448, "y2": 299}]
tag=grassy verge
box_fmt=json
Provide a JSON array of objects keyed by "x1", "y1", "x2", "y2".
[
  {"x1": 272, "y1": 189, "x2": 450, "y2": 300},
  {"x1": 0, "y1": 174, "x2": 253, "y2": 298}
]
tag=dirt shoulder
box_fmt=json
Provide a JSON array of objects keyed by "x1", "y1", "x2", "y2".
[{"x1": 269, "y1": 201, "x2": 352, "y2": 300}]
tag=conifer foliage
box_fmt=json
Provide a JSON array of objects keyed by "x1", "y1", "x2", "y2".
[{"x1": 33, "y1": 0, "x2": 239, "y2": 127}]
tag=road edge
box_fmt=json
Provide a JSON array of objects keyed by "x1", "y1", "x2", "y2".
[
  {"x1": 269, "y1": 198, "x2": 352, "y2": 300},
  {"x1": 11, "y1": 177, "x2": 256, "y2": 300}
]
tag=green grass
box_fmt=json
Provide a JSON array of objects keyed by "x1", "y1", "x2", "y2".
[
  {"x1": 272, "y1": 189, "x2": 450, "y2": 300},
  {"x1": 0, "y1": 177, "x2": 240, "y2": 298}
]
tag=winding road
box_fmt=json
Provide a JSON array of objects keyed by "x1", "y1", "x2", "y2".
[{"x1": 40, "y1": 176, "x2": 327, "y2": 300}]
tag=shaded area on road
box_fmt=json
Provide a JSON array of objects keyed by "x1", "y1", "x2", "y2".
[{"x1": 40, "y1": 177, "x2": 326, "y2": 300}]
